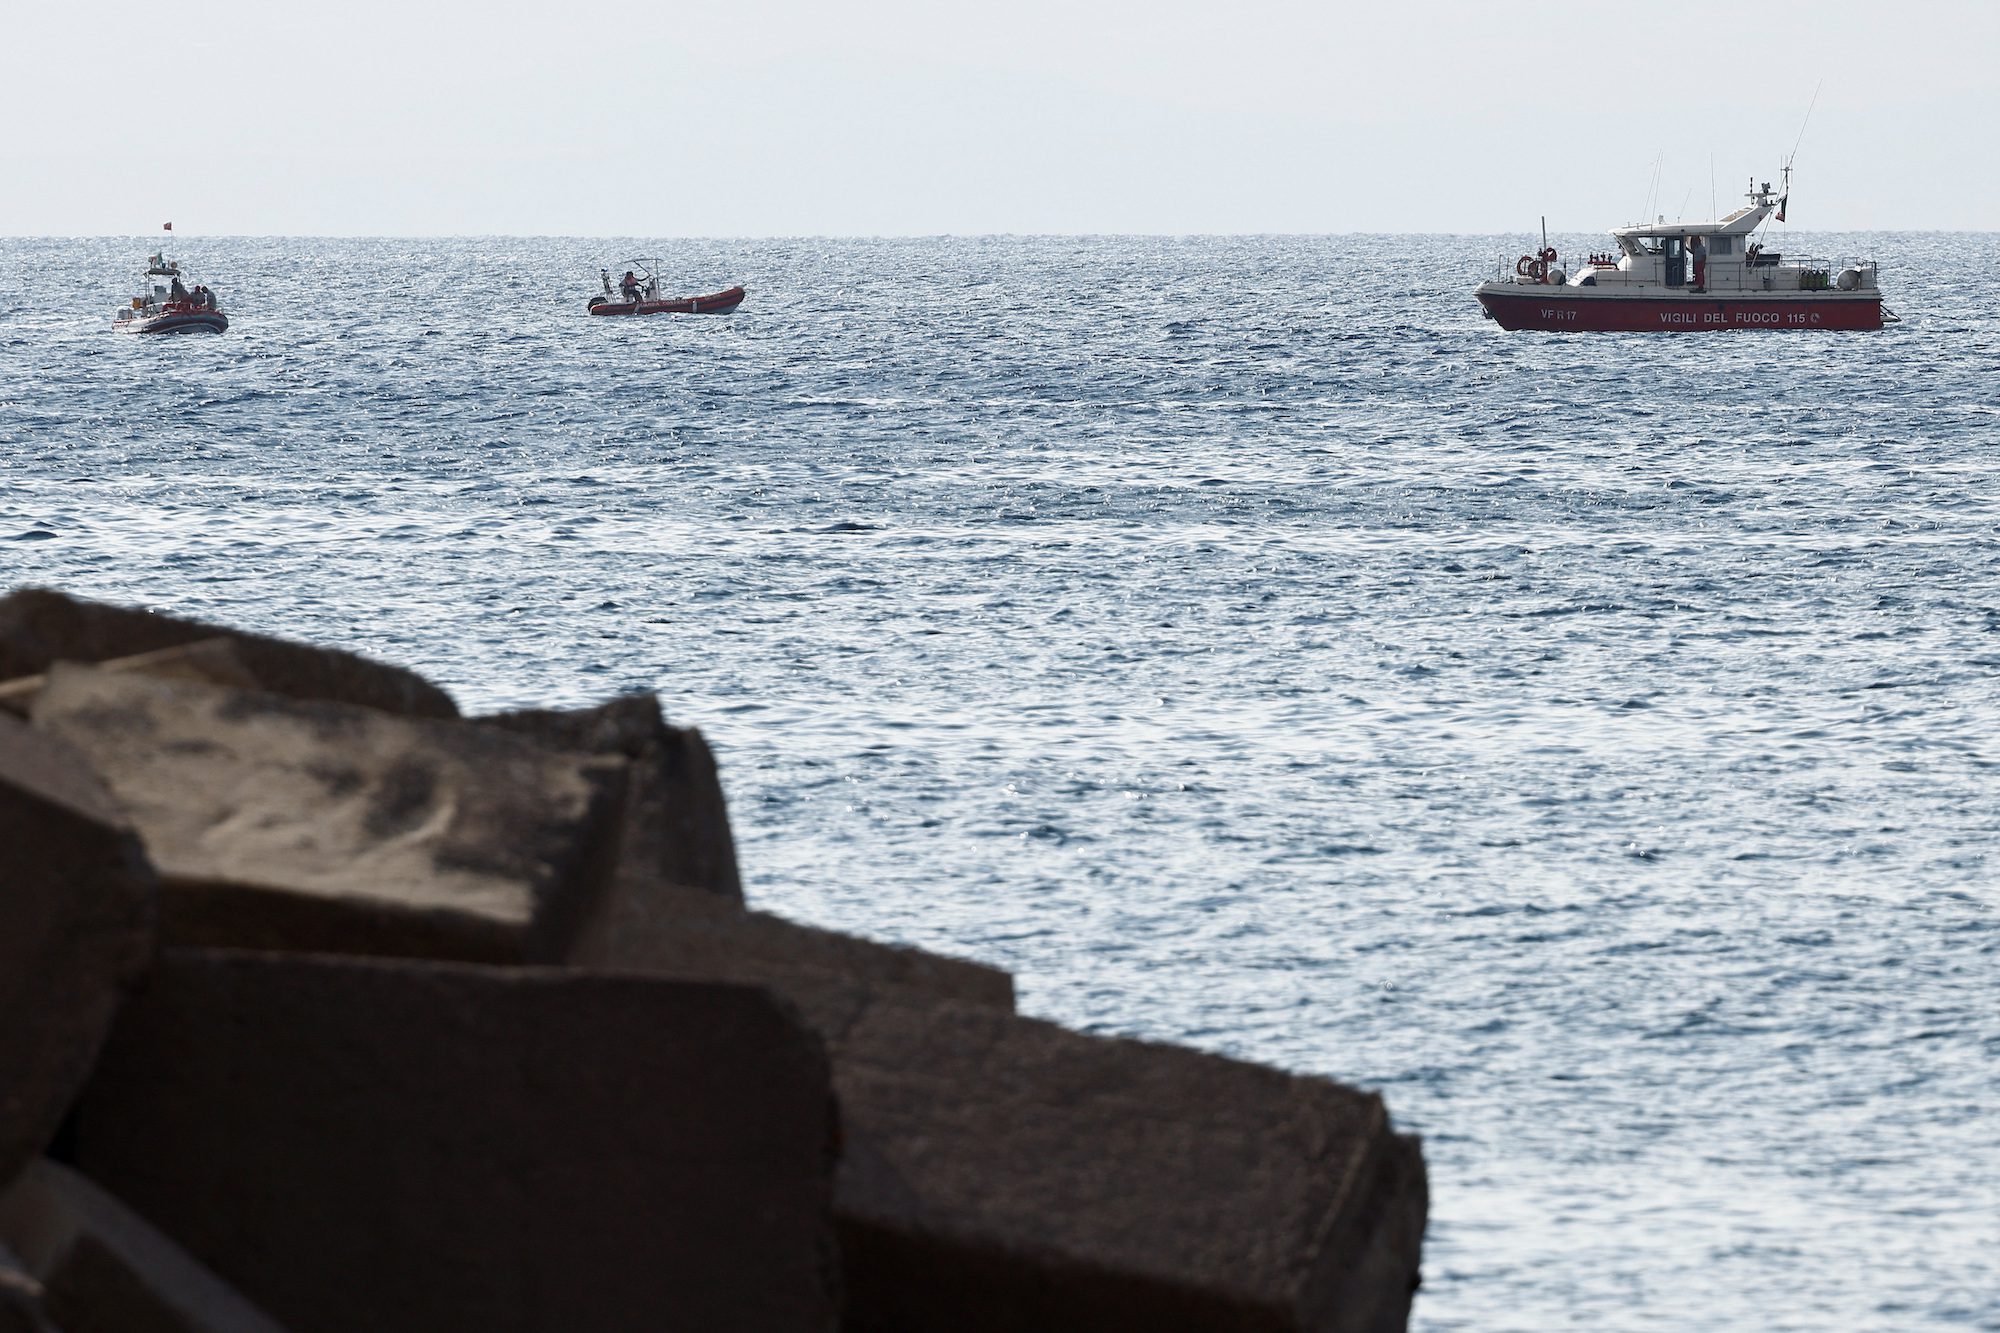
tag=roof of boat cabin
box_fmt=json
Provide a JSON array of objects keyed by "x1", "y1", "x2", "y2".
[{"x1": 1611, "y1": 201, "x2": 1775, "y2": 241}]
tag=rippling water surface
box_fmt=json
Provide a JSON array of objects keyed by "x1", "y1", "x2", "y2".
[{"x1": 4, "y1": 234, "x2": 1997, "y2": 1329}]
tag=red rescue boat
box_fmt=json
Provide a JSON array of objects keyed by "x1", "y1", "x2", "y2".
[
  {"x1": 1475, "y1": 171, "x2": 1891, "y2": 333},
  {"x1": 588, "y1": 258, "x2": 745, "y2": 316}
]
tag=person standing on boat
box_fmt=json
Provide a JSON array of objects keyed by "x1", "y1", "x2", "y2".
[
  {"x1": 1690, "y1": 235, "x2": 1708, "y2": 293},
  {"x1": 169, "y1": 274, "x2": 189, "y2": 303},
  {"x1": 620, "y1": 269, "x2": 642, "y2": 303}
]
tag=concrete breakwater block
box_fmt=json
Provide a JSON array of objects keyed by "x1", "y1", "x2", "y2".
[
  {"x1": 31, "y1": 667, "x2": 624, "y2": 963},
  {"x1": 832, "y1": 998, "x2": 1427, "y2": 1333},
  {"x1": 481, "y1": 693, "x2": 744, "y2": 903},
  {"x1": 477, "y1": 696, "x2": 1012, "y2": 1019},
  {"x1": 0, "y1": 1159, "x2": 288, "y2": 1333},
  {"x1": 567, "y1": 874, "x2": 1016, "y2": 1030},
  {"x1": 0, "y1": 715, "x2": 156, "y2": 1194},
  {"x1": 2, "y1": 589, "x2": 1427, "y2": 1327},
  {"x1": 0, "y1": 638, "x2": 265, "y2": 717},
  {"x1": 0, "y1": 588, "x2": 457, "y2": 720},
  {"x1": 69, "y1": 950, "x2": 840, "y2": 1333}
]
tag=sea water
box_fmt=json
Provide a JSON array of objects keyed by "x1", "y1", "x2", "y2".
[{"x1": 3, "y1": 234, "x2": 1996, "y2": 1330}]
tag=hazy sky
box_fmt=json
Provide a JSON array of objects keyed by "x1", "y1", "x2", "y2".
[{"x1": 9, "y1": 0, "x2": 1996, "y2": 234}]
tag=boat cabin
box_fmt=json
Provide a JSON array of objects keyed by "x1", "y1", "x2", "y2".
[{"x1": 1570, "y1": 181, "x2": 1873, "y2": 295}]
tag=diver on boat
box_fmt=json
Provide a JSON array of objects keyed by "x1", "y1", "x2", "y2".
[{"x1": 169, "y1": 274, "x2": 189, "y2": 302}]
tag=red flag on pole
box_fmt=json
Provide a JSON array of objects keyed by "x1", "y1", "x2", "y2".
[{"x1": 163, "y1": 222, "x2": 173, "y2": 231}]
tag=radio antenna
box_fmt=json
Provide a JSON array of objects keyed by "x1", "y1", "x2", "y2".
[
  {"x1": 1780, "y1": 80, "x2": 1823, "y2": 222},
  {"x1": 1786, "y1": 81, "x2": 1823, "y2": 174}
]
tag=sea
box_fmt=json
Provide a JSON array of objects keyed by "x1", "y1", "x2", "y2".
[{"x1": 3, "y1": 234, "x2": 1996, "y2": 1330}]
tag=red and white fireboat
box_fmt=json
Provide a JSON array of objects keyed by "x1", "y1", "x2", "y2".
[
  {"x1": 113, "y1": 253, "x2": 228, "y2": 334},
  {"x1": 1476, "y1": 176, "x2": 1885, "y2": 332}
]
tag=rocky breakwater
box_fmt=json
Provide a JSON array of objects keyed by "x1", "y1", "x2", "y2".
[{"x1": 0, "y1": 586, "x2": 1428, "y2": 1332}]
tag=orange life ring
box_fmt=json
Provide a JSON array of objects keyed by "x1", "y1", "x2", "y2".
[{"x1": 1517, "y1": 248, "x2": 1560, "y2": 283}]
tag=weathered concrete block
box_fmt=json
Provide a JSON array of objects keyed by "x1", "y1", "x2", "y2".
[
  {"x1": 832, "y1": 999, "x2": 1427, "y2": 1333},
  {"x1": 31, "y1": 667, "x2": 624, "y2": 964},
  {"x1": 481, "y1": 693, "x2": 743, "y2": 903},
  {"x1": 567, "y1": 876, "x2": 1014, "y2": 1033},
  {"x1": 70, "y1": 950, "x2": 839, "y2": 1333},
  {"x1": 479, "y1": 692, "x2": 667, "y2": 758},
  {"x1": 0, "y1": 714, "x2": 156, "y2": 1193},
  {"x1": 0, "y1": 1159, "x2": 288, "y2": 1333},
  {"x1": 0, "y1": 588, "x2": 456, "y2": 719},
  {"x1": 0, "y1": 638, "x2": 265, "y2": 718}
]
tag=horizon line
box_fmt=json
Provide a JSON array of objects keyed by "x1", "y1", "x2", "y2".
[{"x1": 8, "y1": 227, "x2": 1997, "y2": 241}]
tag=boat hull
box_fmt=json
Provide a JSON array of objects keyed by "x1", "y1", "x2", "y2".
[
  {"x1": 116, "y1": 311, "x2": 229, "y2": 335},
  {"x1": 588, "y1": 285, "x2": 746, "y2": 316},
  {"x1": 1476, "y1": 287, "x2": 1881, "y2": 332}
]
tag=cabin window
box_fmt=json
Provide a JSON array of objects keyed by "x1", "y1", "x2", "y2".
[{"x1": 1710, "y1": 236, "x2": 1734, "y2": 256}]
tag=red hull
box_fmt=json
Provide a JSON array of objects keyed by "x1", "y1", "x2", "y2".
[
  {"x1": 589, "y1": 285, "x2": 746, "y2": 316},
  {"x1": 1478, "y1": 289, "x2": 1882, "y2": 332}
]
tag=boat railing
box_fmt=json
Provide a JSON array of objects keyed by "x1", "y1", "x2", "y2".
[
  {"x1": 1486, "y1": 249, "x2": 1877, "y2": 290},
  {"x1": 1488, "y1": 253, "x2": 1568, "y2": 283},
  {"x1": 1762, "y1": 254, "x2": 1872, "y2": 270},
  {"x1": 1777, "y1": 256, "x2": 1881, "y2": 287}
]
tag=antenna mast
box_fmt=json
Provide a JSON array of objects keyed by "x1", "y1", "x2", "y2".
[{"x1": 1780, "y1": 80, "x2": 1823, "y2": 223}]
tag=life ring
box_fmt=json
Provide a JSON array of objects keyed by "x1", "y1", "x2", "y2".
[{"x1": 1516, "y1": 247, "x2": 1561, "y2": 284}]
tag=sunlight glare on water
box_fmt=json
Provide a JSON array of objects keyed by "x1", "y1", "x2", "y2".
[{"x1": 3, "y1": 233, "x2": 1997, "y2": 1329}]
